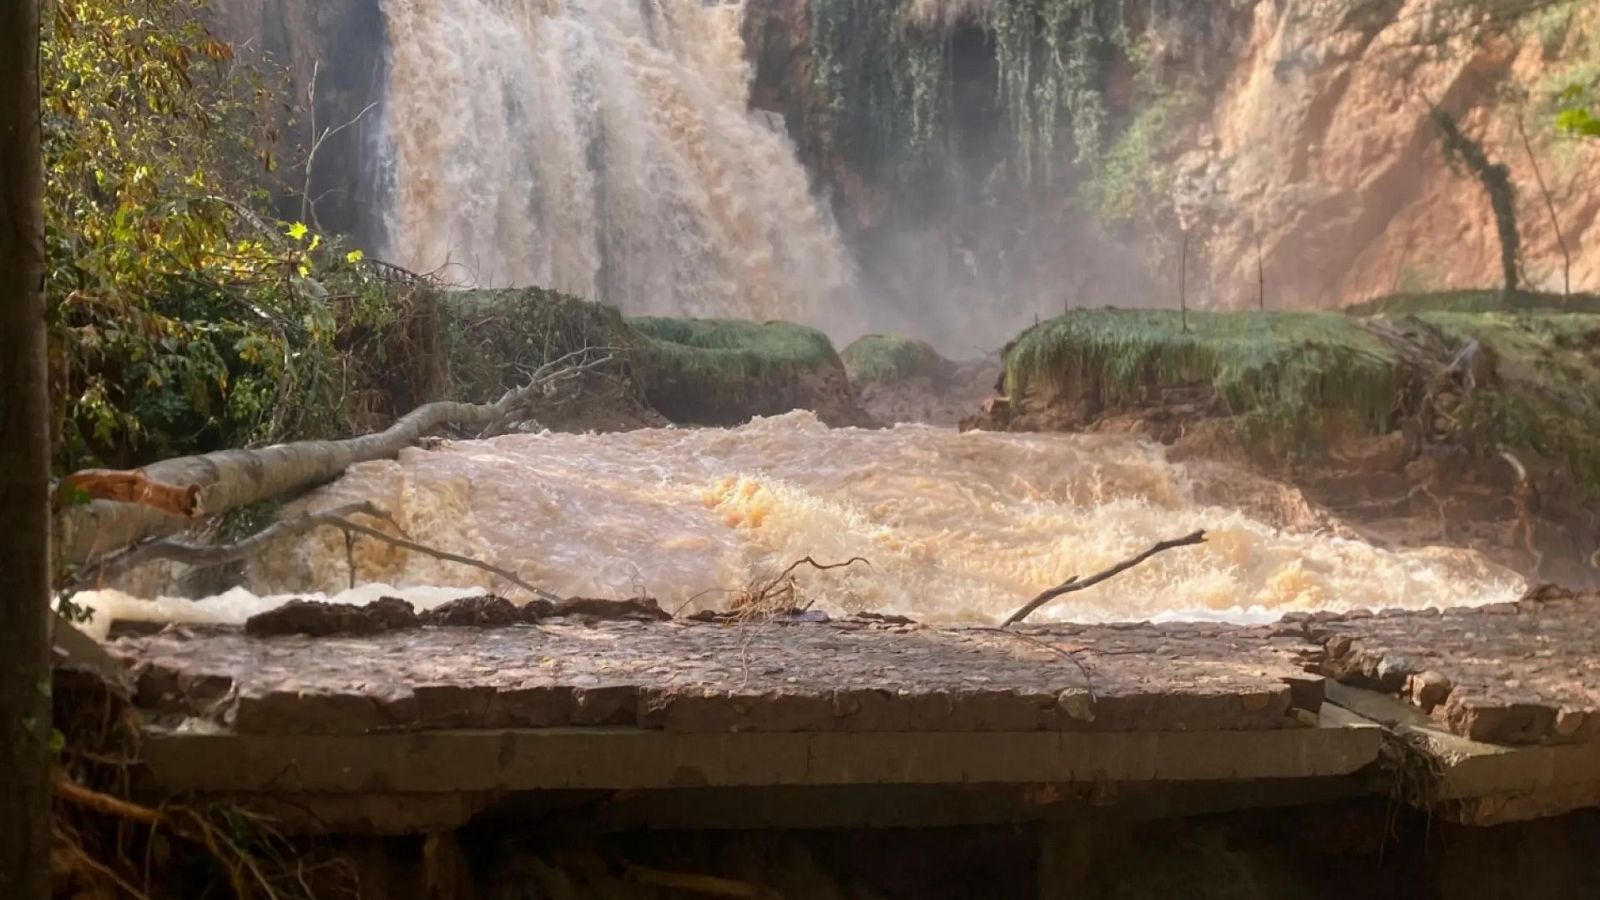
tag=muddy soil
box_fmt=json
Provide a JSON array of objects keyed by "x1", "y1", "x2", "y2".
[
  {"x1": 853, "y1": 359, "x2": 1000, "y2": 428},
  {"x1": 960, "y1": 345, "x2": 1600, "y2": 588}
]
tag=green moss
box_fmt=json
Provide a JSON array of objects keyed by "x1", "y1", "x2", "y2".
[
  {"x1": 629, "y1": 317, "x2": 845, "y2": 423},
  {"x1": 841, "y1": 334, "x2": 948, "y2": 385},
  {"x1": 1082, "y1": 84, "x2": 1191, "y2": 226},
  {"x1": 1003, "y1": 309, "x2": 1404, "y2": 449},
  {"x1": 1345, "y1": 289, "x2": 1600, "y2": 316},
  {"x1": 1404, "y1": 309, "x2": 1600, "y2": 501},
  {"x1": 998, "y1": 296, "x2": 1600, "y2": 501}
]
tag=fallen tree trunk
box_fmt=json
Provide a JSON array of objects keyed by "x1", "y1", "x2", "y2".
[{"x1": 58, "y1": 351, "x2": 613, "y2": 571}]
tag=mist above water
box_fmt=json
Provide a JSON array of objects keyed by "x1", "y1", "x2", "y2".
[{"x1": 377, "y1": 0, "x2": 859, "y2": 331}]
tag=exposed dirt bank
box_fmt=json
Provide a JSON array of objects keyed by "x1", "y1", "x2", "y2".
[
  {"x1": 962, "y1": 301, "x2": 1600, "y2": 586},
  {"x1": 841, "y1": 334, "x2": 999, "y2": 427}
]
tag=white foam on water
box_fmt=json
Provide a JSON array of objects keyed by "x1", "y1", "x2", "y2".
[
  {"x1": 72, "y1": 583, "x2": 485, "y2": 641},
  {"x1": 124, "y1": 411, "x2": 1520, "y2": 631}
]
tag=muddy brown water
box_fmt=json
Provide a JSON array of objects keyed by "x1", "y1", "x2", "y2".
[{"x1": 79, "y1": 412, "x2": 1521, "y2": 635}]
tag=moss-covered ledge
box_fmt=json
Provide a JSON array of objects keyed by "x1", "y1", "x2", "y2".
[
  {"x1": 630, "y1": 316, "x2": 865, "y2": 426},
  {"x1": 429, "y1": 289, "x2": 866, "y2": 429}
]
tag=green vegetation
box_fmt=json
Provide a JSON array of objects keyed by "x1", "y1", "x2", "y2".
[
  {"x1": 1082, "y1": 81, "x2": 1191, "y2": 227},
  {"x1": 809, "y1": 0, "x2": 948, "y2": 185},
  {"x1": 629, "y1": 317, "x2": 845, "y2": 422},
  {"x1": 440, "y1": 288, "x2": 643, "y2": 403},
  {"x1": 809, "y1": 0, "x2": 1131, "y2": 188},
  {"x1": 990, "y1": 0, "x2": 1127, "y2": 181},
  {"x1": 1557, "y1": 83, "x2": 1600, "y2": 136},
  {"x1": 841, "y1": 334, "x2": 948, "y2": 385},
  {"x1": 44, "y1": 0, "x2": 399, "y2": 471},
  {"x1": 1346, "y1": 289, "x2": 1600, "y2": 316},
  {"x1": 999, "y1": 300, "x2": 1600, "y2": 498},
  {"x1": 1431, "y1": 109, "x2": 1522, "y2": 292},
  {"x1": 1003, "y1": 309, "x2": 1404, "y2": 449},
  {"x1": 1402, "y1": 309, "x2": 1600, "y2": 501},
  {"x1": 1540, "y1": 7, "x2": 1599, "y2": 137}
]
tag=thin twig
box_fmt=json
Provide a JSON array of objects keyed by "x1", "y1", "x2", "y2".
[
  {"x1": 1516, "y1": 113, "x2": 1571, "y2": 296},
  {"x1": 66, "y1": 501, "x2": 563, "y2": 603},
  {"x1": 752, "y1": 555, "x2": 870, "y2": 602},
  {"x1": 1003, "y1": 530, "x2": 1208, "y2": 626},
  {"x1": 712, "y1": 556, "x2": 871, "y2": 689},
  {"x1": 981, "y1": 628, "x2": 1097, "y2": 701},
  {"x1": 320, "y1": 510, "x2": 564, "y2": 602},
  {"x1": 1255, "y1": 232, "x2": 1266, "y2": 311},
  {"x1": 479, "y1": 349, "x2": 620, "y2": 437},
  {"x1": 1178, "y1": 228, "x2": 1191, "y2": 332}
]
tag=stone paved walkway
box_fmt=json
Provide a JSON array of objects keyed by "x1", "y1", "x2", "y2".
[
  {"x1": 1293, "y1": 586, "x2": 1600, "y2": 745},
  {"x1": 104, "y1": 587, "x2": 1600, "y2": 746},
  {"x1": 114, "y1": 612, "x2": 1318, "y2": 736}
]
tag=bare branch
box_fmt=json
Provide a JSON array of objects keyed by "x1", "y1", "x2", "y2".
[
  {"x1": 1003, "y1": 530, "x2": 1208, "y2": 626},
  {"x1": 65, "y1": 501, "x2": 563, "y2": 604},
  {"x1": 297, "y1": 58, "x2": 381, "y2": 231},
  {"x1": 319, "y1": 509, "x2": 563, "y2": 602},
  {"x1": 1515, "y1": 113, "x2": 1572, "y2": 296}
]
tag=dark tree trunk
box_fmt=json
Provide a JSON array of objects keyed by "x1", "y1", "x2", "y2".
[{"x1": 0, "y1": 0, "x2": 51, "y2": 897}]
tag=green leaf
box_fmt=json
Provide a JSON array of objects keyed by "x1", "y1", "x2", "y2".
[{"x1": 1557, "y1": 107, "x2": 1600, "y2": 137}]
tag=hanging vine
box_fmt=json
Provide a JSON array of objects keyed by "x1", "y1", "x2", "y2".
[
  {"x1": 810, "y1": 0, "x2": 1131, "y2": 189},
  {"x1": 810, "y1": 0, "x2": 953, "y2": 184}
]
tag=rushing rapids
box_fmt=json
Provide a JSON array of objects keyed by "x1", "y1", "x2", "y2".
[
  {"x1": 377, "y1": 0, "x2": 857, "y2": 329},
  {"x1": 82, "y1": 413, "x2": 1522, "y2": 635}
]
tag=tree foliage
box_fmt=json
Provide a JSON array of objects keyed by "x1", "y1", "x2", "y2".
[
  {"x1": 44, "y1": 0, "x2": 402, "y2": 472},
  {"x1": 1556, "y1": 83, "x2": 1599, "y2": 136}
]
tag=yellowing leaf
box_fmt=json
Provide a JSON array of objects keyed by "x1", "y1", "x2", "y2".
[
  {"x1": 345, "y1": 249, "x2": 364, "y2": 263},
  {"x1": 286, "y1": 222, "x2": 309, "y2": 241}
]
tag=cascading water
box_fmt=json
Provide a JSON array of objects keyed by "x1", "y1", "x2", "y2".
[
  {"x1": 71, "y1": 1, "x2": 1531, "y2": 637},
  {"x1": 79, "y1": 413, "x2": 1523, "y2": 636},
  {"x1": 376, "y1": 0, "x2": 859, "y2": 331}
]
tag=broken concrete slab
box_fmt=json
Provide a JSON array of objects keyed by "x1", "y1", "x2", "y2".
[
  {"x1": 138, "y1": 714, "x2": 1380, "y2": 797},
  {"x1": 1294, "y1": 587, "x2": 1600, "y2": 745},
  {"x1": 108, "y1": 618, "x2": 1321, "y2": 736},
  {"x1": 1325, "y1": 682, "x2": 1600, "y2": 825}
]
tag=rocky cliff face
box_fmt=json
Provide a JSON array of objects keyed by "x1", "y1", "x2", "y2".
[
  {"x1": 206, "y1": 0, "x2": 386, "y2": 241},
  {"x1": 204, "y1": 0, "x2": 1599, "y2": 339},
  {"x1": 744, "y1": 0, "x2": 1600, "y2": 334},
  {"x1": 1188, "y1": 0, "x2": 1600, "y2": 307}
]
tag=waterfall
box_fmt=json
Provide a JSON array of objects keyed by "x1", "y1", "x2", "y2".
[{"x1": 376, "y1": 0, "x2": 859, "y2": 331}]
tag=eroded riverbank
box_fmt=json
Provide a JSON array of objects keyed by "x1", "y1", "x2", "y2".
[{"x1": 76, "y1": 412, "x2": 1523, "y2": 636}]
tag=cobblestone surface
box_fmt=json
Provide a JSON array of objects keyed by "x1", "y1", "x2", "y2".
[
  {"x1": 107, "y1": 588, "x2": 1600, "y2": 746},
  {"x1": 1291, "y1": 586, "x2": 1600, "y2": 745},
  {"x1": 110, "y1": 615, "x2": 1316, "y2": 736}
]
